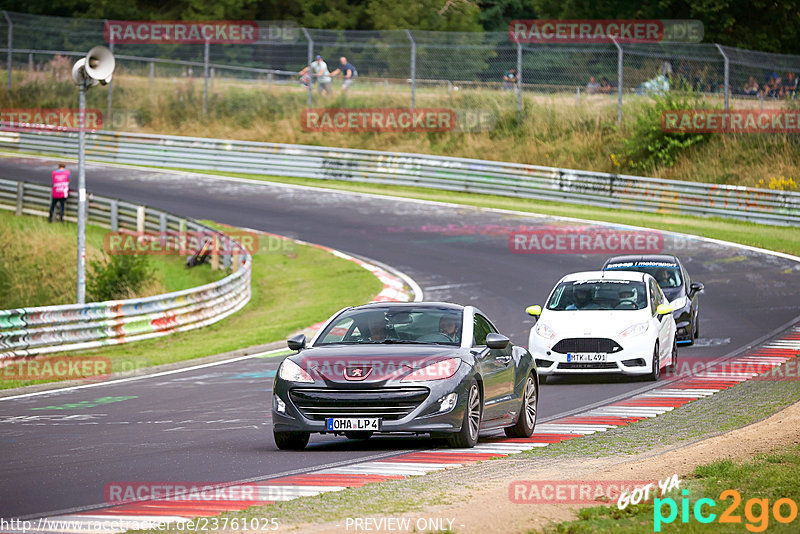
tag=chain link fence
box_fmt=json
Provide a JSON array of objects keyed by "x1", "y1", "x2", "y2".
[{"x1": 1, "y1": 10, "x2": 798, "y2": 126}]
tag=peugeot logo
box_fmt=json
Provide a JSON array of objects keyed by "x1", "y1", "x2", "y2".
[{"x1": 344, "y1": 365, "x2": 372, "y2": 381}]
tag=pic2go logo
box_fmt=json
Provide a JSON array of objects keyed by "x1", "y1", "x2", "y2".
[{"x1": 654, "y1": 489, "x2": 798, "y2": 532}]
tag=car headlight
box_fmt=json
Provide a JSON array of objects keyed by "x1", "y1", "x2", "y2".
[
  {"x1": 620, "y1": 322, "x2": 650, "y2": 338},
  {"x1": 278, "y1": 359, "x2": 313, "y2": 383},
  {"x1": 669, "y1": 296, "x2": 688, "y2": 310},
  {"x1": 535, "y1": 322, "x2": 557, "y2": 340},
  {"x1": 401, "y1": 358, "x2": 460, "y2": 382}
]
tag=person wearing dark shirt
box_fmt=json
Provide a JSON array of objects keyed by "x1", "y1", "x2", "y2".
[
  {"x1": 503, "y1": 68, "x2": 517, "y2": 91},
  {"x1": 330, "y1": 56, "x2": 358, "y2": 92}
]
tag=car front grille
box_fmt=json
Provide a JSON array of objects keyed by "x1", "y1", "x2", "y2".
[
  {"x1": 557, "y1": 362, "x2": 619, "y2": 370},
  {"x1": 289, "y1": 387, "x2": 430, "y2": 421},
  {"x1": 552, "y1": 338, "x2": 623, "y2": 354}
]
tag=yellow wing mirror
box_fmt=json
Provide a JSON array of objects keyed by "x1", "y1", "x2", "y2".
[
  {"x1": 526, "y1": 305, "x2": 542, "y2": 316},
  {"x1": 656, "y1": 304, "x2": 674, "y2": 315}
]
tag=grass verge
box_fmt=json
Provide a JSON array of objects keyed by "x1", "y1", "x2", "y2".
[
  {"x1": 0, "y1": 209, "x2": 224, "y2": 308},
  {"x1": 1, "y1": 223, "x2": 383, "y2": 390},
  {"x1": 538, "y1": 445, "x2": 800, "y2": 533}
]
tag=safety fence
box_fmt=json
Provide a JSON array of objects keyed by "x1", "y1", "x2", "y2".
[
  {"x1": 0, "y1": 176, "x2": 252, "y2": 359},
  {"x1": 1, "y1": 129, "x2": 797, "y2": 226},
  {"x1": 1, "y1": 11, "x2": 799, "y2": 122}
]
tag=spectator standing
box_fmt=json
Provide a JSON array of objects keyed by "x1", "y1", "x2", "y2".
[
  {"x1": 49, "y1": 163, "x2": 70, "y2": 223},
  {"x1": 299, "y1": 55, "x2": 332, "y2": 96},
  {"x1": 502, "y1": 68, "x2": 517, "y2": 90},
  {"x1": 330, "y1": 57, "x2": 358, "y2": 92},
  {"x1": 586, "y1": 76, "x2": 600, "y2": 94}
]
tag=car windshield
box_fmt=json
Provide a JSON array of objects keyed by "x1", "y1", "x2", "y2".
[
  {"x1": 546, "y1": 280, "x2": 648, "y2": 311},
  {"x1": 315, "y1": 307, "x2": 463, "y2": 346},
  {"x1": 604, "y1": 263, "x2": 683, "y2": 289}
]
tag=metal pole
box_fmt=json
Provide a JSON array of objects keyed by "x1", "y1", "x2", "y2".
[
  {"x1": 149, "y1": 61, "x2": 154, "y2": 86},
  {"x1": 301, "y1": 28, "x2": 312, "y2": 107},
  {"x1": 77, "y1": 80, "x2": 87, "y2": 304},
  {"x1": 3, "y1": 11, "x2": 12, "y2": 91},
  {"x1": 106, "y1": 36, "x2": 114, "y2": 129},
  {"x1": 612, "y1": 38, "x2": 623, "y2": 125},
  {"x1": 516, "y1": 42, "x2": 522, "y2": 119},
  {"x1": 714, "y1": 43, "x2": 730, "y2": 111},
  {"x1": 28, "y1": 52, "x2": 32, "y2": 72},
  {"x1": 203, "y1": 39, "x2": 209, "y2": 115},
  {"x1": 406, "y1": 29, "x2": 416, "y2": 111}
]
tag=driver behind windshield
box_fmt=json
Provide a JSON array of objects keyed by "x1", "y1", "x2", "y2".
[
  {"x1": 438, "y1": 314, "x2": 461, "y2": 343},
  {"x1": 365, "y1": 313, "x2": 388, "y2": 341},
  {"x1": 566, "y1": 287, "x2": 594, "y2": 310}
]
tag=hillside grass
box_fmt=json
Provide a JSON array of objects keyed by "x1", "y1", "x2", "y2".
[
  {"x1": 1, "y1": 64, "x2": 798, "y2": 190},
  {"x1": 0, "y1": 209, "x2": 223, "y2": 308}
]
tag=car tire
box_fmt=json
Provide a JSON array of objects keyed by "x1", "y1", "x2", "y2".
[
  {"x1": 447, "y1": 378, "x2": 481, "y2": 448},
  {"x1": 667, "y1": 339, "x2": 678, "y2": 371},
  {"x1": 505, "y1": 374, "x2": 537, "y2": 438},
  {"x1": 344, "y1": 431, "x2": 373, "y2": 440},
  {"x1": 274, "y1": 430, "x2": 310, "y2": 450},
  {"x1": 648, "y1": 343, "x2": 661, "y2": 381}
]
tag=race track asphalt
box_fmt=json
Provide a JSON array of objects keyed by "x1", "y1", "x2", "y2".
[{"x1": 1, "y1": 156, "x2": 798, "y2": 519}]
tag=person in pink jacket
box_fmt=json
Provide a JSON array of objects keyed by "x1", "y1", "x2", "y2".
[{"x1": 49, "y1": 163, "x2": 70, "y2": 223}]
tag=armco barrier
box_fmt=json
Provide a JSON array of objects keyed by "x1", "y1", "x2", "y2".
[
  {"x1": 0, "y1": 177, "x2": 251, "y2": 359},
  {"x1": 1, "y1": 129, "x2": 798, "y2": 226}
]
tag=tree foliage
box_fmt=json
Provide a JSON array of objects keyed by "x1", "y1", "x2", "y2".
[{"x1": 4, "y1": 0, "x2": 799, "y2": 53}]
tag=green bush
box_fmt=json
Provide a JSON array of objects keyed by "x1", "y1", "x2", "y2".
[
  {"x1": 623, "y1": 91, "x2": 715, "y2": 171},
  {"x1": 87, "y1": 255, "x2": 154, "y2": 302}
]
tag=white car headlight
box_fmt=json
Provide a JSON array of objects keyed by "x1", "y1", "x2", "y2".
[
  {"x1": 669, "y1": 296, "x2": 688, "y2": 310},
  {"x1": 278, "y1": 359, "x2": 313, "y2": 383},
  {"x1": 620, "y1": 321, "x2": 650, "y2": 338},
  {"x1": 535, "y1": 322, "x2": 557, "y2": 340}
]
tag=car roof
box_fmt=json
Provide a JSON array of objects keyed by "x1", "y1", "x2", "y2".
[
  {"x1": 560, "y1": 270, "x2": 647, "y2": 283},
  {"x1": 603, "y1": 254, "x2": 681, "y2": 266},
  {"x1": 351, "y1": 301, "x2": 464, "y2": 312}
]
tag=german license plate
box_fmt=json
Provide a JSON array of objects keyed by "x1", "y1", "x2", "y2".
[
  {"x1": 567, "y1": 353, "x2": 607, "y2": 362},
  {"x1": 326, "y1": 418, "x2": 381, "y2": 431}
]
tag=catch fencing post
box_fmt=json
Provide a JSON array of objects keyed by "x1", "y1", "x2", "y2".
[
  {"x1": 406, "y1": 29, "x2": 416, "y2": 111},
  {"x1": 612, "y1": 37, "x2": 623, "y2": 125},
  {"x1": 516, "y1": 43, "x2": 523, "y2": 119},
  {"x1": 28, "y1": 52, "x2": 32, "y2": 72},
  {"x1": 106, "y1": 32, "x2": 114, "y2": 128},
  {"x1": 715, "y1": 44, "x2": 730, "y2": 111},
  {"x1": 3, "y1": 11, "x2": 11, "y2": 91},
  {"x1": 149, "y1": 61, "x2": 154, "y2": 87},
  {"x1": 203, "y1": 39, "x2": 209, "y2": 115}
]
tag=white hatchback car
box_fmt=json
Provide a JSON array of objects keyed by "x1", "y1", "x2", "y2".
[{"x1": 526, "y1": 270, "x2": 676, "y2": 382}]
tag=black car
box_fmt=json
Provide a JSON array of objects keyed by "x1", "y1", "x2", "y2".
[
  {"x1": 272, "y1": 302, "x2": 538, "y2": 450},
  {"x1": 602, "y1": 254, "x2": 704, "y2": 344}
]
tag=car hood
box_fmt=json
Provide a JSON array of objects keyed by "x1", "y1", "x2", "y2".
[
  {"x1": 539, "y1": 309, "x2": 650, "y2": 338},
  {"x1": 288, "y1": 344, "x2": 467, "y2": 385}
]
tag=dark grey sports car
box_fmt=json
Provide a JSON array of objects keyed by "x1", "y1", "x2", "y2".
[{"x1": 271, "y1": 302, "x2": 538, "y2": 450}]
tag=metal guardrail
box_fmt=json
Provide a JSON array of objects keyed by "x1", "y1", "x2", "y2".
[
  {"x1": 0, "y1": 177, "x2": 252, "y2": 359},
  {"x1": 1, "y1": 129, "x2": 798, "y2": 226}
]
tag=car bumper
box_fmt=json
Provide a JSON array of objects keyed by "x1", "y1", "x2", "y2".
[
  {"x1": 674, "y1": 309, "x2": 693, "y2": 342},
  {"x1": 529, "y1": 334, "x2": 656, "y2": 376}
]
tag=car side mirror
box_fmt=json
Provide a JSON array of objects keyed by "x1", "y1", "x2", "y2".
[
  {"x1": 656, "y1": 304, "x2": 674, "y2": 316},
  {"x1": 525, "y1": 305, "x2": 542, "y2": 317},
  {"x1": 287, "y1": 333, "x2": 306, "y2": 351},
  {"x1": 486, "y1": 332, "x2": 510, "y2": 350},
  {"x1": 689, "y1": 282, "x2": 704, "y2": 295}
]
